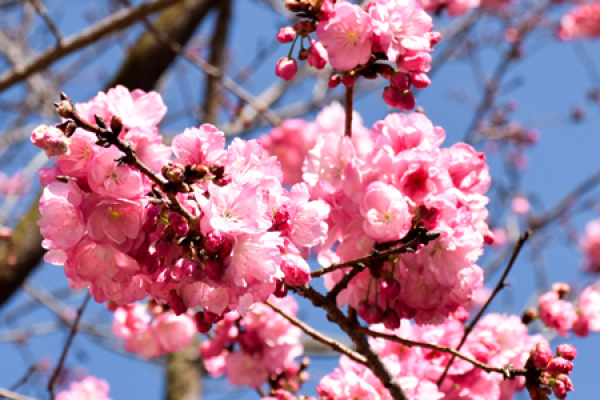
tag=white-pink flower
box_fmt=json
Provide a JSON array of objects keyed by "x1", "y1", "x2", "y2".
[
  {"x1": 360, "y1": 182, "x2": 411, "y2": 242},
  {"x1": 316, "y1": 1, "x2": 374, "y2": 71}
]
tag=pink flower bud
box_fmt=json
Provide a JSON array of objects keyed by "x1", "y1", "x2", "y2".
[
  {"x1": 398, "y1": 91, "x2": 416, "y2": 110},
  {"x1": 144, "y1": 205, "x2": 161, "y2": 233},
  {"x1": 170, "y1": 213, "x2": 189, "y2": 236},
  {"x1": 428, "y1": 31, "x2": 442, "y2": 46},
  {"x1": 274, "y1": 279, "x2": 288, "y2": 298},
  {"x1": 204, "y1": 310, "x2": 224, "y2": 323},
  {"x1": 531, "y1": 342, "x2": 554, "y2": 369},
  {"x1": 329, "y1": 74, "x2": 341, "y2": 88},
  {"x1": 276, "y1": 57, "x2": 298, "y2": 81},
  {"x1": 390, "y1": 73, "x2": 410, "y2": 91},
  {"x1": 276, "y1": 27, "x2": 296, "y2": 43},
  {"x1": 308, "y1": 39, "x2": 328, "y2": 70},
  {"x1": 204, "y1": 259, "x2": 223, "y2": 281},
  {"x1": 546, "y1": 357, "x2": 573, "y2": 375},
  {"x1": 379, "y1": 278, "x2": 400, "y2": 298},
  {"x1": 410, "y1": 72, "x2": 431, "y2": 89},
  {"x1": 572, "y1": 315, "x2": 590, "y2": 337},
  {"x1": 194, "y1": 311, "x2": 212, "y2": 333},
  {"x1": 281, "y1": 257, "x2": 311, "y2": 286},
  {"x1": 31, "y1": 124, "x2": 71, "y2": 158},
  {"x1": 556, "y1": 344, "x2": 577, "y2": 360},
  {"x1": 205, "y1": 231, "x2": 225, "y2": 253},
  {"x1": 383, "y1": 310, "x2": 401, "y2": 330},
  {"x1": 342, "y1": 74, "x2": 357, "y2": 87},
  {"x1": 168, "y1": 291, "x2": 187, "y2": 316},
  {"x1": 552, "y1": 379, "x2": 567, "y2": 400}
]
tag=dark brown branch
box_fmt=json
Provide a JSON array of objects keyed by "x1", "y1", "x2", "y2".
[
  {"x1": 344, "y1": 85, "x2": 354, "y2": 137},
  {"x1": 110, "y1": 0, "x2": 217, "y2": 91},
  {"x1": 437, "y1": 230, "x2": 531, "y2": 386},
  {"x1": 48, "y1": 294, "x2": 91, "y2": 400},
  {"x1": 0, "y1": 0, "x2": 186, "y2": 93},
  {"x1": 202, "y1": 0, "x2": 232, "y2": 125},
  {"x1": 265, "y1": 300, "x2": 367, "y2": 365},
  {"x1": 293, "y1": 284, "x2": 409, "y2": 400}
]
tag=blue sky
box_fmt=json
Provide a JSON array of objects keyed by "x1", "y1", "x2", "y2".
[{"x1": 1, "y1": 0, "x2": 600, "y2": 399}]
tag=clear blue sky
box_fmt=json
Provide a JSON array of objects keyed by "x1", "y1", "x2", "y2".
[{"x1": 1, "y1": 1, "x2": 599, "y2": 399}]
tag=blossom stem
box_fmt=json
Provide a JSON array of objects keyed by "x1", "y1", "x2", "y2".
[
  {"x1": 344, "y1": 84, "x2": 354, "y2": 137},
  {"x1": 265, "y1": 300, "x2": 368, "y2": 365},
  {"x1": 436, "y1": 230, "x2": 531, "y2": 387}
]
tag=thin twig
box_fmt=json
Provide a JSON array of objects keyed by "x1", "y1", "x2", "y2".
[
  {"x1": 356, "y1": 327, "x2": 527, "y2": 379},
  {"x1": 119, "y1": 0, "x2": 282, "y2": 127},
  {"x1": 326, "y1": 263, "x2": 365, "y2": 300},
  {"x1": 265, "y1": 300, "x2": 367, "y2": 365},
  {"x1": 437, "y1": 230, "x2": 531, "y2": 386},
  {"x1": 0, "y1": 387, "x2": 39, "y2": 400},
  {"x1": 47, "y1": 293, "x2": 91, "y2": 400},
  {"x1": 311, "y1": 236, "x2": 423, "y2": 278},
  {"x1": 344, "y1": 85, "x2": 354, "y2": 137},
  {"x1": 28, "y1": 0, "x2": 62, "y2": 44},
  {"x1": 0, "y1": 0, "x2": 185, "y2": 93}
]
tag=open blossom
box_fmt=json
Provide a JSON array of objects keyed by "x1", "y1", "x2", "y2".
[
  {"x1": 360, "y1": 182, "x2": 411, "y2": 242},
  {"x1": 369, "y1": 0, "x2": 434, "y2": 63},
  {"x1": 573, "y1": 286, "x2": 600, "y2": 336},
  {"x1": 538, "y1": 290, "x2": 577, "y2": 336},
  {"x1": 56, "y1": 377, "x2": 112, "y2": 400},
  {"x1": 88, "y1": 147, "x2": 145, "y2": 199},
  {"x1": 316, "y1": 1, "x2": 373, "y2": 71},
  {"x1": 557, "y1": 3, "x2": 600, "y2": 40},
  {"x1": 202, "y1": 296, "x2": 303, "y2": 388},
  {"x1": 104, "y1": 85, "x2": 167, "y2": 129}
]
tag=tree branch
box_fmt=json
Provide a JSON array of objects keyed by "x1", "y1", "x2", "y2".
[{"x1": 0, "y1": 0, "x2": 187, "y2": 93}]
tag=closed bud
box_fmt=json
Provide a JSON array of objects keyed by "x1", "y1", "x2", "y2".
[
  {"x1": 56, "y1": 99, "x2": 74, "y2": 118},
  {"x1": 329, "y1": 74, "x2": 341, "y2": 88},
  {"x1": 276, "y1": 57, "x2": 298, "y2": 81},
  {"x1": 204, "y1": 310, "x2": 224, "y2": 323},
  {"x1": 552, "y1": 282, "x2": 570, "y2": 299},
  {"x1": 110, "y1": 115, "x2": 123, "y2": 135},
  {"x1": 556, "y1": 344, "x2": 577, "y2": 360},
  {"x1": 342, "y1": 73, "x2": 357, "y2": 87},
  {"x1": 274, "y1": 279, "x2": 288, "y2": 298},
  {"x1": 546, "y1": 357, "x2": 573, "y2": 375},
  {"x1": 276, "y1": 27, "x2": 296, "y2": 43},
  {"x1": 194, "y1": 311, "x2": 212, "y2": 333},
  {"x1": 168, "y1": 291, "x2": 187, "y2": 316},
  {"x1": 530, "y1": 342, "x2": 553, "y2": 369}
]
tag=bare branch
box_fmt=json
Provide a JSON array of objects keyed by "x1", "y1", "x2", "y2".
[{"x1": 0, "y1": 0, "x2": 187, "y2": 93}]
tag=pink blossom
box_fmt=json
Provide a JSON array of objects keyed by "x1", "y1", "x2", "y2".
[
  {"x1": 370, "y1": 112, "x2": 446, "y2": 154},
  {"x1": 575, "y1": 286, "x2": 600, "y2": 335},
  {"x1": 38, "y1": 181, "x2": 86, "y2": 253},
  {"x1": 56, "y1": 376, "x2": 112, "y2": 400},
  {"x1": 511, "y1": 196, "x2": 530, "y2": 215},
  {"x1": 538, "y1": 290, "x2": 577, "y2": 336},
  {"x1": 172, "y1": 124, "x2": 224, "y2": 166},
  {"x1": 123, "y1": 127, "x2": 171, "y2": 173},
  {"x1": 307, "y1": 39, "x2": 328, "y2": 69},
  {"x1": 360, "y1": 182, "x2": 411, "y2": 242},
  {"x1": 421, "y1": 0, "x2": 480, "y2": 16},
  {"x1": 276, "y1": 27, "x2": 296, "y2": 43},
  {"x1": 316, "y1": 1, "x2": 373, "y2": 71},
  {"x1": 105, "y1": 85, "x2": 167, "y2": 129},
  {"x1": 88, "y1": 147, "x2": 145, "y2": 199},
  {"x1": 111, "y1": 304, "x2": 150, "y2": 339},
  {"x1": 200, "y1": 182, "x2": 271, "y2": 235},
  {"x1": 55, "y1": 130, "x2": 97, "y2": 181},
  {"x1": 260, "y1": 119, "x2": 318, "y2": 185},
  {"x1": 445, "y1": 143, "x2": 491, "y2": 195},
  {"x1": 152, "y1": 312, "x2": 196, "y2": 353},
  {"x1": 226, "y1": 232, "x2": 284, "y2": 289},
  {"x1": 369, "y1": 0, "x2": 434, "y2": 63},
  {"x1": 558, "y1": 3, "x2": 600, "y2": 40}
]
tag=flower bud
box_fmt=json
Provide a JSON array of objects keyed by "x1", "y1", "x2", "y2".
[
  {"x1": 274, "y1": 279, "x2": 288, "y2": 298},
  {"x1": 552, "y1": 282, "x2": 570, "y2": 299},
  {"x1": 383, "y1": 309, "x2": 401, "y2": 330},
  {"x1": 410, "y1": 72, "x2": 431, "y2": 89},
  {"x1": 205, "y1": 231, "x2": 225, "y2": 253},
  {"x1": 342, "y1": 73, "x2": 357, "y2": 87},
  {"x1": 530, "y1": 342, "x2": 553, "y2": 369},
  {"x1": 329, "y1": 74, "x2": 341, "y2": 88},
  {"x1": 308, "y1": 39, "x2": 328, "y2": 70},
  {"x1": 556, "y1": 344, "x2": 577, "y2": 361},
  {"x1": 390, "y1": 73, "x2": 410, "y2": 91},
  {"x1": 194, "y1": 311, "x2": 212, "y2": 333},
  {"x1": 546, "y1": 357, "x2": 573, "y2": 375},
  {"x1": 379, "y1": 277, "x2": 400, "y2": 298},
  {"x1": 168, "y1": 290, "x2": 187, "y2": 316},
  {"x1": 204, "y1": 310, "x2": 224, "y2": 323},
  {"x1": 276, "y1": 27, "x2": 296, "y2": 43},
  {"x1": 276, "y1": 57, "x2": 298, "y2": 81},
  {"x1": 170, "y1": 213, "x2": 189, "y2": 237}
]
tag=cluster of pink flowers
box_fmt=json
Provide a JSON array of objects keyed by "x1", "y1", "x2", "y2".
[
  {"x1": 34, "y1": 85, "x2": 329, "y2": 317},
  {"x1": 260, "y1": 102, "x2": 366, "y2": 185},
  {"x1": 302, "y1": 110, "x2": 491, "y2": 325},
  {"x1": 318, "y1": 313, "x2": 545, "y2": 400},
  {"x1": 537, "y1": 282, "x2": 600, "y2": 338},
  {"x1": 557, "y1": 2, "x2": 600, "y2": 40},
  {"x1": 581, "y1": 218, "x2": 600, "y2": 272},
  {"x1": 201, "y1": 296, "x2": 303, "y2": 389},
  {"x1": 56, "y1": 376, "x2": 112, "y2": 400},
  {"x1": 0, "y1": 171, "x2": 29, "y2": 198},
  {"x1": 528, "y1": 343, "x2": 576, "y2": 400},
  {"x1": 110, "y1": 302, "x2": 195, "y2": 358},
  {"x1": 276, "y1": 0, "x2": 441, "y2": 110}
]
